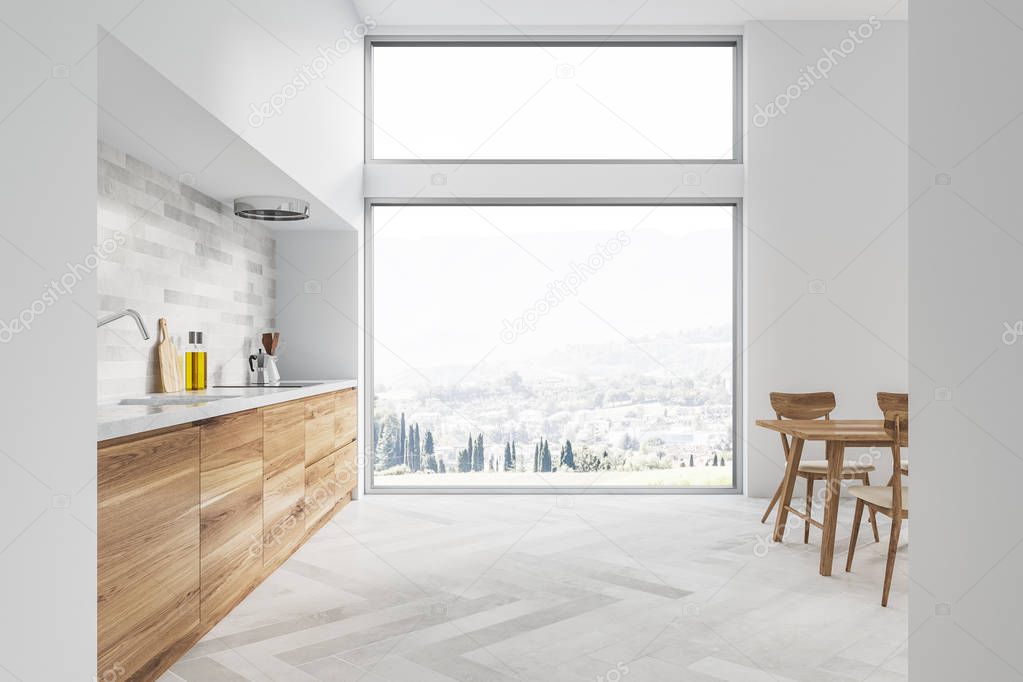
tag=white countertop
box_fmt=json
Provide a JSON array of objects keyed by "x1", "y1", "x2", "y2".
[{"x1": 98, "y1": 379, "x2": 357, "y2": 442}]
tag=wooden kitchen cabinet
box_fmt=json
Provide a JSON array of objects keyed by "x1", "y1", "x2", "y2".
[
  {"x1": 334, "y1": 387, "x2": 357, "y2": 449},
  {"x1": 262, "y1": 400, "x2": 306, "y2": 567},
  {"x1": 304, "y1": 393, "x2": 335, "y2": 465},
  {"x1": 199, "y1": 409, "x2": 263, "y2": 627},
  {"x1": 98, "y1": 388, "x2": 357, "y2": 680},
  {"x1": 98, "y1": 425, "x2": 200, "y2": 681}
]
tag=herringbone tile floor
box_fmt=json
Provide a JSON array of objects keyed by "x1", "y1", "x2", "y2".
[{"x1": 162, "y1": 494, "x2": 908, "y2": 681}]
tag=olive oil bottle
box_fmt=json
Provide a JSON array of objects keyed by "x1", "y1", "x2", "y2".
[{"x1": 185, "y1": 331, "x2": 207, "y2": 390}]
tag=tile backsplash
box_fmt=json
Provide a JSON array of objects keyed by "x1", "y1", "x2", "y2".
[{"x1": 97, "y1": 141, "x2": 276, "y2": 399}]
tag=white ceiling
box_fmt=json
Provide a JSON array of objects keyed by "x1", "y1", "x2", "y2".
[{"x1": 354, "y1": 0, "x2": 906, "y2": 27}]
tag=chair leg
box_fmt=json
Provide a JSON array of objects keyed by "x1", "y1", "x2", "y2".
[
  {"x1": 846, "y1": 499, "x2": 864, "y2": 572},
  {"x1": 882, "y1": 517, "x2": 903, "y2": 607},
  {"x1": 760, "y1": 478, "x2": 785, "y2": 524},
  {"x1": 863, "y1": 473, "x2": 880, "y2": 542},
  {"x1": 804, "y1": 476, "x2": 814, "y2": 544}
]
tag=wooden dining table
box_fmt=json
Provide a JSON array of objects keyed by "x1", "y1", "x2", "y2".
[{"x1": 755, "y1": 419, "x2": 895, "y2": 576}]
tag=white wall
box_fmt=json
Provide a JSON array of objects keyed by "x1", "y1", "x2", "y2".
[
  {"x1": 0, "y1": 9, "x2": 99, "y2": 679},
  {"x1": 275, "y1": 230, "x2": 359, "y2": 381},
  {"x1": 0, "y1": 1, "x2": 367, "y2": 676},
  {"x1": 909, "y1": 2, "x2": 1023, "y2": 679},
  {"x1": 744, "y1": 20, "x2": 908, "y2": 497}
]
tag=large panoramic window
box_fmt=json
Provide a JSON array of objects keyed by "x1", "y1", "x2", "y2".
[
  {"x1": 369, "y1": 204, "x2": 737, "y2": 490},
  {"x1": 369, "y1": 39, "x2": 739, "y2": 160}
]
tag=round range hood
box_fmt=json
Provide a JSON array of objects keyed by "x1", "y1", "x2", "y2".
[{"x1": 234, "y1": 196, "x2": 309, "y2": 221}]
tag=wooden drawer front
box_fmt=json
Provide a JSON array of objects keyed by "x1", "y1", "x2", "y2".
[
  {"x1": 335, "y1": 440, "x2": 358, "y2": 497},
  {"x1": 305, "y1": 394, "x2": 335, "y2": 466},
  {"x1": 98, "y1": 427, "x2": 201, "y2": 681},
  {"x1": 262, "y1": 401, "x2": 306, "y2": 566},
  {"x1": 305, "y1": 450, "x2": 339, "y2": 530},
  {"x1": 334, "y1": 388, "x2": 357, "y2": 449},
  {"x1": 200, "y1": 410, "x2": 263, "y2": 627}
]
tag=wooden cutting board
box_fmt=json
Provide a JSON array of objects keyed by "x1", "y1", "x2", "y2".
[{"x1": 157, "y1": 318, "x2": 183, "y2": 392}]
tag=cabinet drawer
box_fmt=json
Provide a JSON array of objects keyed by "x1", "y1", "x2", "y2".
[
  {"x1": 334, "y1": 388, "x2": 357, "y2": 449},
  {"x1": 305, "y1": 450, "x2": 339, "y2": 530},
  {"x1": 335, "y1": 440, "x2": 358, "y2": 497},
  {"x1": 305, "y1": 394, "x2": 335, "y2": 466}
]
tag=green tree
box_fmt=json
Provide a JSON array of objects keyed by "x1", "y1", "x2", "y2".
[
  {"x1": 689, "y1": 454, "x2": 694, "y2": 467},
  {"x1": 424, "y1": 430, "x2": 434, "y2": 456},
  {"x1": 541, "y1": 439, "x2": 552, "y2": 472},
  {"x1": 438, "y1": 459, "x2": 446, "y2": 474},
  {"x1": 408, "y1": 425, "x2": 417, "y2": 471},
  {"x1": 562, "y1": 440, "x2": 575, "y2": 470},
  {"x1": 473, "y1": 433, "x2": 484, "y2": 472},
  {"x1": 398, "y1": 412, "x2": 406, "y2": 466},
  {"x1": 511, "y1": 440, "x2": 517, "y2": 468},
  {"x1": 503, "y1": 442, "x2": 513, "y2": 471},
  {"x1": 458, "y1": 448, "x2": 471, "y2": 472},
  {"x1": 534, "y1": 443, "x2": 540, "y2": 472},
  {"x1": 376, "y1": 414, "x2": 402, "y2": 469},
  {"x1": 426, "y1": 453, "x2": 438, "y2": 472}
]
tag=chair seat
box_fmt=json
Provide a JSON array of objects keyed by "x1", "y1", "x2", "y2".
[
  {"x1": 798, "y1": 460, "x2": 875, "y2": 474},
  {"x1": 901, "y1": 458, "x2": 909, "y2": 473},
  {"x1": 849, "y1": 485, "x2": 909, "y2": 511}
]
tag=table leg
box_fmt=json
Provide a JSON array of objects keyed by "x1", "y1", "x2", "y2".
[
  {"x1": 819, "y1": 440, "x2": 845, "y2": 576},
  {"x1": 772, "y1": 437, "x2": 804, "y2": 542}
]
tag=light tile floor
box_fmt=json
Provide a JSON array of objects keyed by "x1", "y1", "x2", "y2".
[{"x1": 162, "y1": 494, "x2": 908, "y2": 682}]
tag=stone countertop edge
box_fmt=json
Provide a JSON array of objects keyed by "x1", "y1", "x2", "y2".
[{"x1": 97, "y1": 379, "x2": 357, "y2": 442}]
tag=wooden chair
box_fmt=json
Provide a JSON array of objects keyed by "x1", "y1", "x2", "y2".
[
  {"x1": 878, "y1": 392, "x2": 909, "y2": 482},
  {"x1": 761, "y1": 392, "x2": 879, "y2": 543},
  {"x1": 846, "y1": 394, "x2": 909, "y2": 607}
]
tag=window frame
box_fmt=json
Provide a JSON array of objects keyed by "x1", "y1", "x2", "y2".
[
  {"x1": 364, "y1": 35, "x2": 744, "y2": 164},
  {"x1": 363, "y1": 197, "x2": 744, "y2": 495}
]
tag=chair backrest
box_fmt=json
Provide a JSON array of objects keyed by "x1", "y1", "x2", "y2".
[
  {"x1": 877, "y1": 392, "x2": 908, "y2": 447},
  {"x1": 881, "y1": 406, "x2": 909, "y2": 513},
  {"x1": 770, "y1": 392, "x2": 836, "y2": 420}
]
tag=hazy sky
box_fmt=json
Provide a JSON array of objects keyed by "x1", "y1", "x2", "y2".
[
  {"x1": 373, "y1": 205, "x2": 734, "y2": 384},
  {"x1": 372, "y1": 44, "x2": 734, "y2": 160}
]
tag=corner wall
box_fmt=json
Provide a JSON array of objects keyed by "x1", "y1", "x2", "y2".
[
  {"x1": 744, "y1": 20, "x2": 908, "y2": 497},
  {"x1": 909, "y1": 2, "x2": 1023, "y2": 678}
]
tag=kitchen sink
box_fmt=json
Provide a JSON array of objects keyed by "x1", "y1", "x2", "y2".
[
  {"x1": 212, "y1": 382, "x2": 322, "y2": 388},
  {"x1": 118, "y1": 394, "x2": 240, "y2": 406}
]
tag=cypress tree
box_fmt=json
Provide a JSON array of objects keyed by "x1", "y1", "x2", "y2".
[
  {"x1": 398, "y1": 412, "x2": 406, "y2": 466},
  {"x1": 439, "y1": 459, "x2": 446, "y2": 474},
  {"x1": 458, "y1": 448, "x2": 471, "y2": 472},
  {"x1": 472, "y1": 433, "x2": 484, "y2": 472},
  {"x1": 689, "y1": 454, "x2": 694, "y2": 467},
  {"x1": 534, "y1": 443, "x2": 540, "y2": 472},
  {"x1": 541, "y1": 440, "x2": 552, "y2": 472},
  {"x1": 563, "y1": 440, "x2": 575, "y2": 470},
  {"x1": 424, "y1": 431, "x2": 434, "y2": 456},
  {"x1": 504, "y1": 442, "x2": 512, "y2": 471},
  {"x1": 408, "y1": 425, "x2": 417, "y2": 470}
]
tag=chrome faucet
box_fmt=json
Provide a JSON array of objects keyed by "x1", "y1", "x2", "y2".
[{"x1": 97, "y1": 309, "x2": 151, "y2": 340}]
